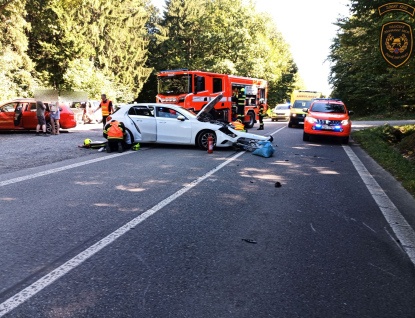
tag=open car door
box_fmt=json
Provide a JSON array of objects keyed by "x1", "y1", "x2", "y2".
[{"x1": 127, "y1": 105, "x2": 157, "y2": 142}]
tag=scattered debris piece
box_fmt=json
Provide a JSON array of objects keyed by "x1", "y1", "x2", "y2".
[
  {"x1": 275, "y1": 182, "x2": 282, "y2": 188},
  {"x1": 242, "y1": 239, "x2": 257, "y2": 244},
  {"x1": 285, "y1": 159, "x2": 289, "y2": 161},
  {"x1": 250, "y1": 181, "x2": 254, "y2": 183}
]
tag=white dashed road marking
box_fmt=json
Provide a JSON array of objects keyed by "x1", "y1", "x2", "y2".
[
  {"x1": 0, "y1": 152, "x2": 134, "y2": 188},
  {"x1": 0, "y1": 150, "x2": 246, "y2": 316}
]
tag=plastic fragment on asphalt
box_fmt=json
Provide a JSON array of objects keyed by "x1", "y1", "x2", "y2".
[
  {"x1": 275, "y1": 182, "x2": 282, "y2": 188},
  {"x1": 242, "y1": 239, "x2": 257, "y2": 244}
]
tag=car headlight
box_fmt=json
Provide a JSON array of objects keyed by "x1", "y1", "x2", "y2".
[
  {"x1": 341, "y1": 119, "x2": 349, "y2": 125},
  {"x1": 292, "y1": 113, "x2": 297, "y2": 117},
  {"x1": 306, "y1": 116, "x2": 317, "y2": 124}
]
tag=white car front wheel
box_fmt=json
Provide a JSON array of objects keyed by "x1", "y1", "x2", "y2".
[{"x1": 197, "y1": 130, "x2": 216, "y2": 150}]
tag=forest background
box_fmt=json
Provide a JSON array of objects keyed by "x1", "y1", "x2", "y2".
[{"x1": 1, "y1": 0, "x2": 415, "y2": 115}]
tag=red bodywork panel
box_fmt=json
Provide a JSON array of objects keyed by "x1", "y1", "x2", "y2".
[
  {"x1": 0, "y1": 100, "x2": 76, "y2": 130},
  {"x1": 156, "y1": 70, "x2": 268, "y2": 125}
]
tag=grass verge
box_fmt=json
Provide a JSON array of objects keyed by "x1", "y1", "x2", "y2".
[
  {"x1": 352, "y1": 124, "x2": 415, "y2": 197},
  {"x1": 352, "y1": 111, "x2": 415, "y2": 121}
]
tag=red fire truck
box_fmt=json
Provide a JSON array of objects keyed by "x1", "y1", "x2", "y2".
[{"x1": 156, "y1": 70, "x2": 268, "y2": 128}]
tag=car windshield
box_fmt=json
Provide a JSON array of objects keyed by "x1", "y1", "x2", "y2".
[
  {"x1": 311, "y1": 102, "x2": 346, "y2": 114},
  {"x1": 176, "y1": 106, "x2": 196, "y2": 118},
  {"x1": 293, "y1": 100, "x2": 312, "y2": 109},
  {"x1": 158, "y1": 74, "x2": 191, "y2": 96},
  {"x1": 276, "y1": 105, "x2": 290, "y2": 110}
]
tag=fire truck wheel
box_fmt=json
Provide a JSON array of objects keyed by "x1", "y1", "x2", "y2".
[
  {"x1": 246, "y1": 111, "x2": 255, "y2": 128},
  {"x1": 197, "y1": 130, "x2": 216, "y2": 150}
]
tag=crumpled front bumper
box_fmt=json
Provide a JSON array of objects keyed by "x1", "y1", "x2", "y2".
[{"x1": 215, "y1": 125, "x2": 273, "y2": 147}]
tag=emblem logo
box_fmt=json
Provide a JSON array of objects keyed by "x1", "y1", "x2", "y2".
[
  {"x1": 380, "y1": 22, "x2": 413, "y2": 68},
  {"x1": 378, "y1": 3, "x2": 415, "y2": 17}
]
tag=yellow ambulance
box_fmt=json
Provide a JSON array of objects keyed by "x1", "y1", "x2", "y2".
[{"x1": 288, "y1": 90, "x2": 322, "y2": 127}]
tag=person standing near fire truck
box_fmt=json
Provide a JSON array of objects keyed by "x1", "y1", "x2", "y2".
[
  {"x1": 94, "y1": 94, "x2": 113, "y2": 128},
  {"x1": 257, "y1": 99, "x2": 265, "y2": 130},
  {"x1": 237, "y1": 88, "x2": 246, "y2": 128},
  {"x1": 231, "y1": 87, "x2": 238, "y2": 120}
]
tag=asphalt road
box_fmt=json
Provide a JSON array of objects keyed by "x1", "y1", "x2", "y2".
[{"x1": 0, "y1": 120, "x2": 414, "y2": 317}]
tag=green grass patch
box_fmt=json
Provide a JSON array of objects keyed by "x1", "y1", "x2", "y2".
[
  {"x1": 352, "y1": 124, "x2": 415, "y2": 197},
  {"x1": 352, "y1": 111, "x2": 415, "y2": 121}
]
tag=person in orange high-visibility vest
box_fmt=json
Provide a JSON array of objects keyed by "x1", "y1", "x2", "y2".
[
  {"x1": 103, "y1": 120, "x2": 126, "y2": 153},
  {"x1": 94, "y1": 94, "x2": 113, "y2": 127},
  {"x1": 231, "y1": 119, "x2": 246, "y2": 132}
]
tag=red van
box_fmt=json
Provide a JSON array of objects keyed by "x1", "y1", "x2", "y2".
[{"x1": 303, "y1": 99, "x2": 353, "y2": 144}]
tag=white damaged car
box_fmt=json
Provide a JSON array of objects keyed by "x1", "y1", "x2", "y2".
[{"x1": 106, "y1": 94, "x2": 273, "y2": 150}]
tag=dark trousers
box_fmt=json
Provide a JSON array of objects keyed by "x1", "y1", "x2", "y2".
[
  {"x1": 107, "y1": 139, "x2": 123, "y2": 150},
  {"x1": 102, "y1": 116, "x2": 109, "y2": 128}
]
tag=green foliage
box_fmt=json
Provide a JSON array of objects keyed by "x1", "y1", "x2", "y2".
[
  {"x1": 137, "y1": 0, "x2": 300, "y2": 104},
  {"x1": 352, "y1": 125, "x2": 415, "y2": 196},
  {"x1": 0, "y1": 0, "x2": 38, "y2": 102},
  {"x1": 329, "y1": 0, "x2": 415, "y2": 115},
  {"x1": 62, "y1": 58, "x2": 135, "y2": 102},
  {"x1": 25, "y1": 0, "x2": 152, "y2": 101}
]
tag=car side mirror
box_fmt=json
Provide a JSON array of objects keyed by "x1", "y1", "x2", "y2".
[
  {"x1": 348, "y1": 110, "x2": 354, "y2": 116},
  {"x1": 177, "y1": 115, "x2": 185, "y2": 121},
  {"x1": 302, "y1": 108, "x2": 309, "y2": 113}
]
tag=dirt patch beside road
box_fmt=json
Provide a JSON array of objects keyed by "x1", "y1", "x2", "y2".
[{"x1": 0, "y1": 124, "x2": 105, "y2": 175}]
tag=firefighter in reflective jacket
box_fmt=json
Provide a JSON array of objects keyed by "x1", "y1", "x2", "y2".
[
  {"x1": 237, "y1": 88, "x2": 246, "y2": 127},
  {"x1": 94, "y1": 94, "x2": 113, "y2": 128},
  {"x1": 257, "y1": 99, "x2": 265, "y2": 130},
  {"x1": 103, "y1": 120, "x2": 126, "y2": 153},
  {"x1": 231, "y1": 88, "x2": 238, "y2": 120}
]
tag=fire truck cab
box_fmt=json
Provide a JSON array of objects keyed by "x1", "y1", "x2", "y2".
[{"x1": 156, "y1": 70, "x2": 267, "y2": 128}]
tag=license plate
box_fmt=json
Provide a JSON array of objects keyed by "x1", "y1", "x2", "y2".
[
  {"x1": 298, "y1": 121, "x2": 304, "y2": 124},
  {"x1": 322, "y1": 125, "x2": 334, "y2": 130}
]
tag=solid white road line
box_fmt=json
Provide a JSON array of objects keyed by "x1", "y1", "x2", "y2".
[
  {"x1": 0, "y1": 152, "x2": 134, "y2": 188},
  {"x1": 270, "y1": 126, "x2": 286, "y2": 136},
  {"x1": 343, "y1": 145, "x2": 415, "y2": 266},
  {"x1": 0, "y1": 151, "x2": 246, "y2": 317}
]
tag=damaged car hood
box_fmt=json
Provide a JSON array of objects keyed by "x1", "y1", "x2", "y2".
[{"x1": 196, "y1": 93, "x2": 223, "y2": 121}]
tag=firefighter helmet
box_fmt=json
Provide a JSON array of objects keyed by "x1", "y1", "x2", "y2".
[{"x1": 84, "y1": 138, "x2": 92, "y2": 145}]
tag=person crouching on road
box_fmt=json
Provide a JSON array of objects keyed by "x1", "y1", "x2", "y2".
[{"x1": 103, "y1": 120, "x2": 126, "y2": 153}]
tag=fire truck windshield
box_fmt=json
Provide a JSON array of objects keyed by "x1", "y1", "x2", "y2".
[{"x1": 158, "y1": 74, "x2": 191, "y2": 96}]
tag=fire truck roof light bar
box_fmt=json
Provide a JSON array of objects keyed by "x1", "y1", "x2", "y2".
[{"x1": 160, "y1": 69, "x2": 189, "y2": 73}]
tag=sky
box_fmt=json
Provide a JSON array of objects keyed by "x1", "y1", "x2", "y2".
[{"x1": 151, "y1": 0, "x2": 351, "y2": 97}]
